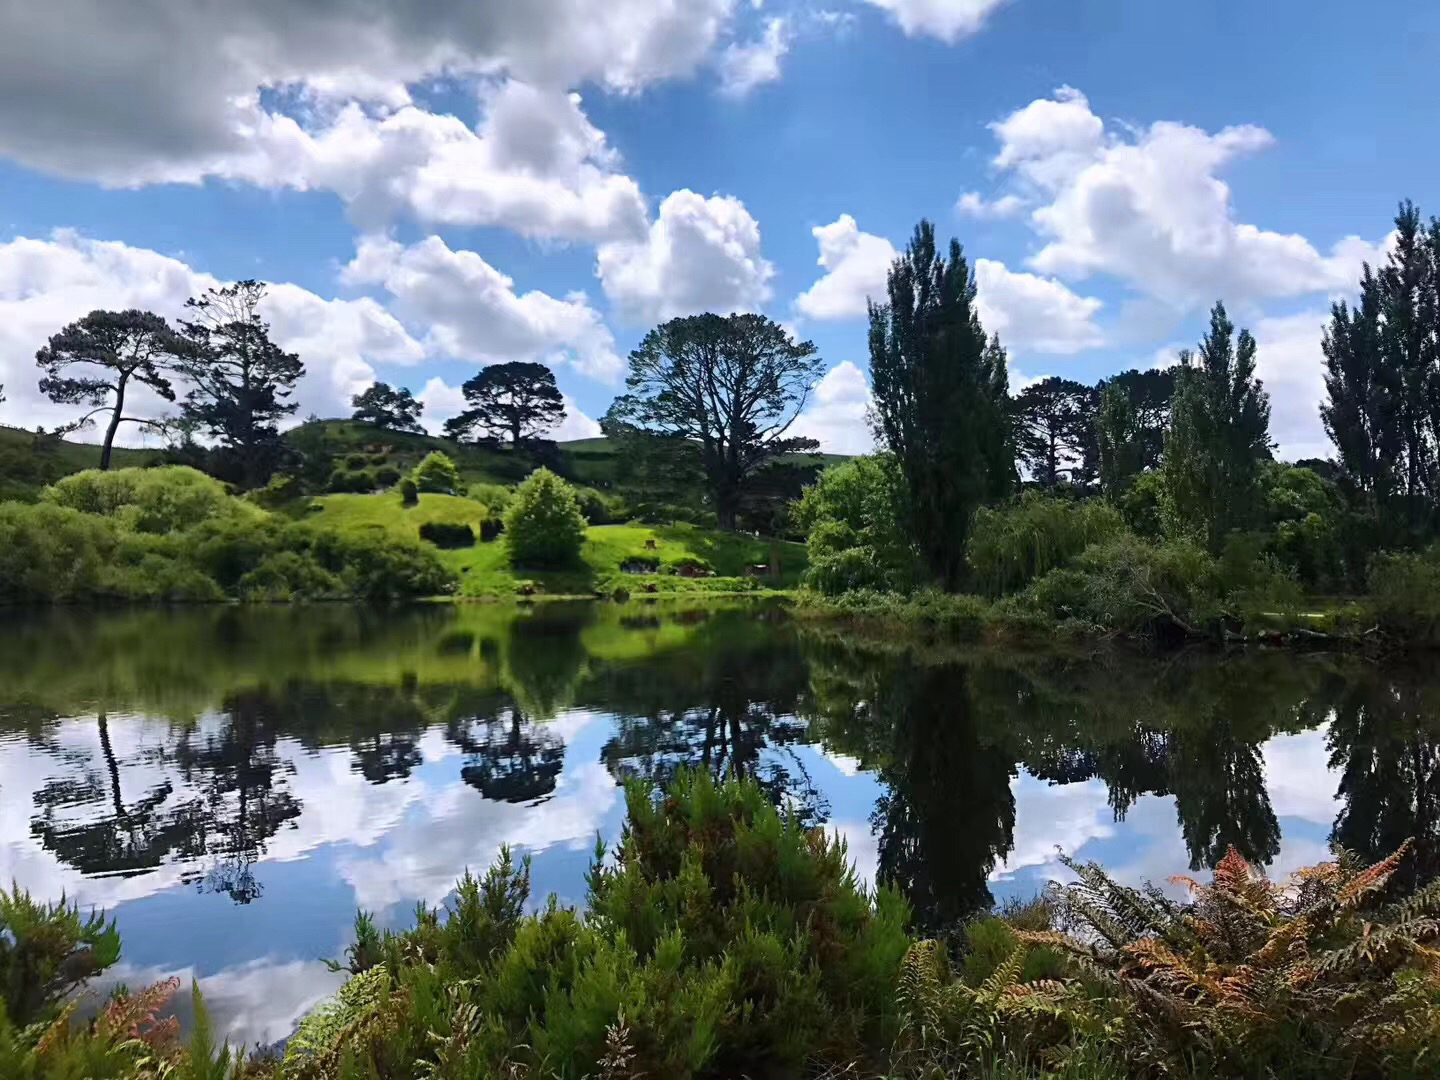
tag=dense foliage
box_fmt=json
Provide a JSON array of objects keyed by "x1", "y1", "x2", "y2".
[
  {"x1": 0, "y1": 467, "x2": 452, "y2": 604},
  {"x1": 350, "y1": 382, "x2": 424, "y2": 433},
  {"x1": 409, "y1": 450, "x2": 462, "y2": 495},
  {"x1": 444, "y1": 361, "x2": 565, "y2": 446},
  {"x1": 503, "y1": 467, "x2": 587, "y2": 568},
  {"x1": 793, "y1": 454, "x2": 916, "y2": 595}
]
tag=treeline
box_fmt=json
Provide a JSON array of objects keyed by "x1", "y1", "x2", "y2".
[{"x1": 799, "y1": 204, "x2": 1440, "y2": 643}]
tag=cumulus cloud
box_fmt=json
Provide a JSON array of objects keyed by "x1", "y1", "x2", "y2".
[
  {"x1": 790, "y1": 360, "x2": 875, "y2": 455},
  {"x1": 596, "y1": 189, "x2": 774, "y2": 323},
  {"x1": 955, "y1": 191, "x2": 1026, "y2": 219},
  {"x1": 973, "y1": 258, "x2": 1103, "y2": 354},
  {"x1": 0, "y1": 230, "x2": 423, "y2": 437},
  {"x1": 0, "y1": 0, "x2": 737, "y2": 182},
  {"x1": 859, "y1": 0, "x2": 1012, "y2": 42},
  {"x1": 793, "y1": 214, "x2": 896, "y2": 321},
  {"x1": 343, "y1": 234, "x2": 623, "y2": 382},
  {"x1": 716, "y1": 17, "x2": 790, "y2": 97},
  {"x1": 1249, "y1": 309, "x2": 1333, "y2": 462},
  {"x1": 987, "y1": 87, "x2": 1386, "y2": 309}
]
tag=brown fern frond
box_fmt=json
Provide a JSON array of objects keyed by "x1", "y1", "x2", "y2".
[{"x1": 1337, "y1": 841, "x2": 1413, "y2": 911}]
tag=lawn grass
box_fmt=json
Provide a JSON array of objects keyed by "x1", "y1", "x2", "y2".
[{"x1": 299, "y1": 492, "x2": 808, "y2": 598}]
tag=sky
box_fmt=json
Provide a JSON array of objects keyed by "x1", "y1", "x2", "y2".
[{"x1": 2, "y1": 0, "x2": 1437, "y2": 460}]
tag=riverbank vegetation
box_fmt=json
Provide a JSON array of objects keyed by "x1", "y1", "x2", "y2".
[{"x1": 5, "y1": 769, "x2": 1439, "y2": 1079}]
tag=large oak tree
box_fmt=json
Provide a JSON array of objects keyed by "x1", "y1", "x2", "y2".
[
  {"x1": 351, "y1": 381, "x2": 424, "y2": 433},
  {"x1": 604, "y1": 313, "x2": 823, "y2": 530},
  {"x1": 34, "y1": 309, "x2": 188, "y2": 469}
]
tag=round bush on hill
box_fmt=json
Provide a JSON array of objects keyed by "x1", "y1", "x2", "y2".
[{"x1": 503, "y1": 468, "x2": 586, "y2": 568}]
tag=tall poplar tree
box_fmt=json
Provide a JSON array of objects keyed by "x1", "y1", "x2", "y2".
[
  {"x1": 868, "y1": 220, "x2": 1013, "y2": 588},
  {"x1": 1162, "y1": 302, "x2": 1272, "y2": 553}
]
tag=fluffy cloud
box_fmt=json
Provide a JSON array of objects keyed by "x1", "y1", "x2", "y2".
[
  {"x1": 860, "y1": 0, "x2": 1011, "y2": 42},
  {"x1": 793, "y1": 214, "x2": 1102, "y2": 354},
  {"x1": 0, "y1": 0, "x2": 737, "y2": 182},
  {"x1": 0, "y1": 230, "x2": 423, "y2": 437},
  {"x1": 793, "y1": 214, "x2": 895, "y2": 320},
  {"x1": 716, "y1": 17, "x2": 790, "y2": 97},
  {"x1": 417, "y1": 376, "x2": 602, "y2": 441},
  {"x1": 596, "y1": 189, "x2": 774, "y2": 322},
  {"x1": 790, "y1": 360, "x2": 875, "y2": 455},
  {"x1": 973, "y1": 258, "x2": 1103, "y2": 354},
  {"x1": 1250, "y1": 309, "x2": 1333, "y2": 462},
  {"x1": 988, "y1": 87, "x2": 1384, "y2": 309},
  {"x1": 343, "y1": 234, "x2": 623, "y2": 382},
  {"x1": 955, "y1": 191, "x2": 1026, "y2": 219}
]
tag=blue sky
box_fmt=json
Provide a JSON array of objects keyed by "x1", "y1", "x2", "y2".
[{"x1": 2, "y1": 0, "x2": 1436, "y2": 458}]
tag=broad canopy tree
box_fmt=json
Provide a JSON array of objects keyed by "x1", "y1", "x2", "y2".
[
  {"x1": 604, "y1": 313, "x2": 824, "y2": 531},
  {"x1": 34, "y1": 309, "x2": 189, "y2": 469},
  {"x1": 351, "y1": 381, "x2": 424, "y2": 433},
  {"x1": 444, "y1": 361, "x2": 565, "y2": 447},
  {"x1": 175, "y1": 280, "x2": 304, "y2": 488},
  {"x1": 868, "y1": 220, "x2": 1014, "y2": 589},
  {"x1": 1014, "y1": 376, "x2": 1095, "y2": 489}
]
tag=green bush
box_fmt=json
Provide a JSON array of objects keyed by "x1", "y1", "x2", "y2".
[
  {"x1": 0, "y1": 502, "x2": 117, "y2": 603},
  {"x1": 1368, "y1": 547, "x2": 1440, "y2": 639},
  {"x1": 252, "y1": 471, "x2": 304, "y2": 508},
  {"x1": 418, "y1": 521, "x2": 477, "y2": 549},
  {"x1": 1116, "y1": 469, "x2": 1166, "y2": 539},
  {"x1": 374, "y1": 463, "x2": 403, "y2": 487},
  {"x1": 797, "y1": 455, "x2": 917, "y2": 595},
  {"x1": 1, "y1": 884, "x2": 121, "y2": 1026},
  {"x1": 573, "y1": 485, "x2": 618, "y2": 525},
  {"x1": 399, "y1": 477, "x2": 419, "y2": 506},
  {"x1": 411, "y1": 451, "x2": 462, "y2": 495},
  {"x1": 968, "y1": 493, "x2": 1125, "y2": 596},
  {"x1": 235, "y1": 550, "x2": 345, "y2": 601},
  {"x1": 42, "y1": 466, "x2": 255, "y2": 533},
  {"x1": 503, "y1": 467, "x2": 587, "y2": 568},
  {"x1": 343, "y1": 452, "x2": 369, "y2": 470},
  {"x1": 806, "y1": 547, "x2": 899, "y2": 596},
  {"x1": 664, "y1": 553, "x2": 714, "y2": 576},
  {"x1": 620, "y1": 553, "x2": 661, "y2": 572},
  {"x1": 469, "y1": 482, "x2": 513, "y2": 518},
  {"x1": 327, "y1": 467, "x2": 378, "y2": 493}
]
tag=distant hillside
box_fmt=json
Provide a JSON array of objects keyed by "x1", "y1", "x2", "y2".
[{"x1": 0, "y1": 424, "x2": 158, "y2": 500}]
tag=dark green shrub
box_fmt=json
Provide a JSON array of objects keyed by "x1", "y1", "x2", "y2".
[
  {"x1": 1368, "y1": 547, "x2": 1440, "y2": 640},
  {"x1": 469, "y1": 482, "x2": 513, "y2": 518},
  {"x1": 367, "y1": 452, "x2": 389, "y2": 467},
  {"x1": 343, "y1": 452, "x2": 369, "y2": 471},
  {"x1": 328, "y1": 468, "x2": 378, "y2": 493},
  {"x1": 252, "y1": 471, "x2": 304, "y2": 508},
  {"x1": 797, "y1": 455, "x2": 917, "y2": 595},
  {"x1": 374, "y1": 463, "x2": 403, "y2": 487},
  {"x1": 399, "y1": 477, "x2": 419, "y2": 506},
  {"x1": 968, "y1": 492, "x2": 1124, "y2": 596},
  {"x1": 1117, "y1": 469, "x2": 1166, "y2": 539},
  {"x1": 418, "y1": 521, "x2": 477, "y2": 549},
  {"x1": 411, "y1": 451, "x2": 462, "y2": 495},
  {"x1": 620, "y1": 553, "x2": 661, "y2": 572},
  {"x1": 235, "y1": 551, "x2": 345, "y2": 601},
  {"x1": 0, "y1": 885, "x2": 120, "y2": 1026},
  {"x1": 503, "y1": 467, "x2": 587, "y2": 568},
  {"x1": 807, "y1": 547, "x2": 898, "y2": 596},
  {"x1": 304, "y1": 527, "x2": 456, "y2": 601},
  {"x1": 664, "y1": 553, "x2": 714, "y2": 576},
  {"x1": 480, "y1": 516, "x2": 503, "y2": 542},
  {"x1": 0, "y1": 502, "x2": 117, "y2": 603},
  {"x1": 574, "y1": 485, "x2": 617, "y2": 525}
]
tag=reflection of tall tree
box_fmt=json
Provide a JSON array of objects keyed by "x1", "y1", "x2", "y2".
[
  {"x1": 174, "y1": 690, "x2": 302, "y2": 903},
  {"x1": 1167, "y1": 724, "x2": 1279, "y2": 870},
  {"x1": 1328, "y1": 672, "x2": 1440, "y2": 886},
  {"x1": 31, "y1": 711, "x2": 205, "y2": 877},
  {"x1": 594, "y1": 622, "x2": 825, "y2": 825},
  {"x1": 503, "y1": 609, "x2": 589, "y2": 720},
  {"x1": 445, "y1": 692, "x2": 565, "y2": 805},
  {"x1": 867, "y1": 663, "x2": 1016, "y2": 929}
]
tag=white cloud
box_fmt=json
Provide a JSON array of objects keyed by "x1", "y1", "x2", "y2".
[
  {"x1": 1250, "y1": 309, "x2": 1333, "y2": 462},
  {"x1": 987, "y1": 87, "x2": 1385, "y2": 310},
  {"x1": 0, "y1": 230, "x2": 424, "y2": 436},
  {"x1": 164, "y1": 83, "x2": 650, "y2": 243},
  {"x1": 793, "y1": 214, "x2": 896, "y2": 321},
  {"x1": 955, "y1": 191, "x2": 1026, "y2": 219},
  {"x1": 790, "y1": 360, "x2": 874, "y2": 455},
  {"x1": 860, "y1": 0, "x2": 1011, "y2": 42},
  {"x1": 344, "y1": 234, "x2": 623, "y2": 382},
  {"x1": 717, "y1": 17, "x2": 790, "y2": 96},
  {"x1": 417, "y1": 376, "x2": 601, "y2": 441},
  {"x1": 974, "y1": 258, "x2": 1103, "y2": 354},
  {"x1": 0, "y1": 0, "x2": 738, "y2": 183},
  {"x1": 596, "y1": 189, "x2": 775, "y2": 323}
]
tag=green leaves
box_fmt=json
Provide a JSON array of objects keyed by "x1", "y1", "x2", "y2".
[{"x1": 502, "y1": 467, "x2": 587, "y2": 568}]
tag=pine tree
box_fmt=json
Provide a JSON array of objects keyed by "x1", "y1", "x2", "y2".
[
  {"x1": 1162, "y1": 302, "x2": 1272, "y2": 553},
  {"x1": 868, "y1": 220, "x2": 1014, "y2": 588},
  {"x1": 1014, "y1": 376, "x2": 1094, "y2": 488}
]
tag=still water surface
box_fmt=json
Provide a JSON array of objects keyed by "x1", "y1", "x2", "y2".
[{"x1": 1, "y1": 603, "x2": 1436, "y2": 1043}]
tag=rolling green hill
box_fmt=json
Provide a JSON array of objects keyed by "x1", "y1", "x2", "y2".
[{"x1": 0, "y1": 425, "x2": 158, "y2": 500}]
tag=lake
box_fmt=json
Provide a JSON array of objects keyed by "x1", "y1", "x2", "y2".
[{"x1": 2, "y1": 602, "x2": 1436, "y2": 1046}]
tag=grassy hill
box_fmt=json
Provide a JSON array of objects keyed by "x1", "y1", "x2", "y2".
[
  {"x1": 0, "y1": 425, "x2": 158, "y2": 500},
  {"x1": 300, "y1": 491, "x2": 807, "y2": 598}
]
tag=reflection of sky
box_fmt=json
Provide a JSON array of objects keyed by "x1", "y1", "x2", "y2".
[{"x1": 1, "y1": 703, "x2": 1352, "y2": 1047}]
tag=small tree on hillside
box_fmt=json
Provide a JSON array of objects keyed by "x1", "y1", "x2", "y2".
[
  {"x1": 175, "y1": 281, "x2": 304, "y2": 488},
  {"x1": 446, "y1": 362, "x2": 565, "y2": 447},
  {"x1": 868, "y1": 220, "x2": 1013, "y2": 588},
  {"x1": 351, "y1": 382, "x2": 424, "y2": 433},
  {"x1": 1014, "y1": 377, "x2": 1094, "y2": 489},
  {"x1": 605, "y1": 313, "x2": 824, "y2": 531},
  {"x1": 504, "y1": 468, "x2": 586, "y2": 567},
  {"x1": 34, "y1": 309, "x2": 189, "y2": 469},
  {"x1": 410, "y1": 451, "x2": 462, "y2": 495},
  {"x1": 1162, "y1": 302, "x2": 1273, "y2": 553}
]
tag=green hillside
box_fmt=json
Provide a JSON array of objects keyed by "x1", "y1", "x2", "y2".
[
  {"x1": 0, "y1": 425, "x2": 158, "y2": 500},
  {"x1": 300, "y1": 491, "x2": 806, "y2": 597}
]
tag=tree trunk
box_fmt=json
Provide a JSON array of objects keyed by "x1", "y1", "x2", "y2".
[{"x1": 100, "y1": 375, "x2": 129, "y2": 470}]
